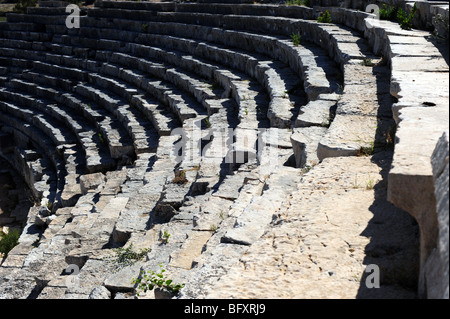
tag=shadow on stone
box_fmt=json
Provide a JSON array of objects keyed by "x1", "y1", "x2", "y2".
[{"x1": 356, "y1": 151, "x2": 420, "y2": 299}]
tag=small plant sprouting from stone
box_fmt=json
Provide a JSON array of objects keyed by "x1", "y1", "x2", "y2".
[
  {"x1": 378, "y1": 3, "x2": 418, "y2": 30},
  {"x1": 46, "y1": 201, "x2": 54, "y2": 213},
  {"x1": 290, "y1": 32, "x2": 301, "y2": 47},
  {"x1": 379, "y1": 3, "x2": 398, "y2": 21},
  {"x1": 397, "y1": 3, "x2": 418, "y2": 30},
  {"x1": 301, "y1": 164, "x2": 313, "y2": 174},
  {"x1": 97, "y1": 132, "x2": 105, "y2": 145},
  {"x1": 358, "y1": 141, "x2": 375, "y2": 157},
  {"x1": 132, "y1": 264, "x2": 185, "y2": 296},
  {"x1": 285, "y1": 0, "x2": 310, "y2": 7},
  {"x1": 361, "y1": 58, "x2": 375, "y2": 67},
  {"x1": 365, "y1": 175, "x2": 375, "y2": 190},
  {"x1": 107, "y1": 243, "x2": 149, "y2": 270},
  {"x1": 317, "y1": 10, "x2": 332, "y2": 23},
  {"x1": 244, "y1": 107, "x2": 249, "y2": 115},
  {"x1": 172, "y1": 170, "x2": 188, "y2": 185},
  {"x1": 203, "y1": 117, "x2": 212, "y2": 128},
  {"x1": 352, "y1": 175, "x2": 361, "y2": 189},
  {"x1": 14, "y1": 0, "x2": 38, "y2": 14},
  {"x1": 141, "y1": 23, "x2": 149, "y2": 32},
  {"x1": 351, "y1": 174, "x2": 375, "y2": 190},
  {"x1": 161, "y1": 231, "x2": 171, "y2": 244},
  {"x1": 0, "y1": 229, "x2": 20, "y2": 259},
  {"x1": 210, "y1": 224, "x2": 218, "y2": 232}
]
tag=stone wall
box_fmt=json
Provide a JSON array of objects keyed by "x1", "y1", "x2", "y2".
[
  {"x1": 310, "y1": 0, "x2": 449, "y2": 36},
  {"x1": 422, "y1": 131, "x2": 449, "y2": 299}
]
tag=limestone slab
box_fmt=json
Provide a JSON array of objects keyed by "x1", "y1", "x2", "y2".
[{"x1": 317, "y1": 114, "x2": 378, "y2": 160}]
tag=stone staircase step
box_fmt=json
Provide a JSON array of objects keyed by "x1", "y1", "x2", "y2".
[{"x1": 221, "y1": 167, "x2": 301, "y2": 245}]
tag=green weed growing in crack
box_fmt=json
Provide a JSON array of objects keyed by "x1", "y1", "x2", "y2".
[
  {"x1": 358, "y1": 141, "x2": 375, "y2": 157},
  {"x1": 352, "y1": 174, "x2": 361, "y2": 189},
  {"x1": 360, "y1": 57, "x2": 375, "y2": 67},
  {"x1": 172, "y1": 170, "x2": 188, "y2": 185},
  {"x1": 285, "y1": 0, "x2": 310, "y2": 7},
  {"x1": 0, "y1": 229, "x2": 20, "y2": 259},
  {"x1": 106, "y1": 243, "x2": 149, "y2": 271},
  {"x1": 132, "y1": 264, "x2": 185, "y2": 296},
  {"x1": 397, "y1": 3, "x2": 418, "y2": 30},
  {"x1": 379, "y1": 3, "x2": 398, "y2": 21},
  {"x1": 317, "y1": 10, "x2": 332, "y2": 23},
  {"x1": 203, "y1": 117, "x2": 212, "y2": 128},
  {"x1": 97, "y1": 132, "x2": 106, "y2": 145},
  {"x1": 301, "y1": 161, "x2": 318, "y2": 174},
  {"x1": 46, "y1": 201, "x2": 54, "y2": 213},
  {"x1": 365, "y1": 174, "x2": 376, "y2": 190},
  {"x1": 161, "y1": 231, "x2": 171, "y2": 244},
  {"x1": 290, "y1": 32, "x2": 301, "y2": 46}
]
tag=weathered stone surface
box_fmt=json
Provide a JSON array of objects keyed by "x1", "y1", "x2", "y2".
[
  {"x1": 388, "y1": 107, "x2": 449, "y2": 272},
  {"x1": 88, "y1": 286, "x2": 111, "y2": 299},
  {"x1": 295, "y1": 99, "x2": 336, "y2": 128},
  {"x1": 291, "y1": 126, "x2": 327, "y2": 168},
  {"x1": 104, "y1": 264, "x2": 142, "y2": 293},
  {"x1": 317, "y1": 113, "x2": 378, "y2": 160},
  {"x1": 422, "y1": 131, "x2": 449, "y2": 299},
  {"x1": 169, "y1": 231, "x2": 212, "y2": 270},
  {"x1": 79, "y1": 173, "x2": 106, "y2": 195},
  {"x1": 206, "y1": 155, "x2": 419, "y2": 299},
  {"x1": 221, "y1": 167, "x2": 301, "y2": 245}
]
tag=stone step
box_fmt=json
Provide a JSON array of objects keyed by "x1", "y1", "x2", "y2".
[
  {"x1": 0, "y1": 30, "x2": 51, "y2": 43},
  {"x1": 316, "y1": 61, "x2": 394, "y2": 160},
  {"x1": 294, "y1": 97, "x2": 338, "y2": 128},
  {"x1": 73, "y1": 83, "x2": 144, "y2": 157},
  {"x1": 0, "y1": 80, "x2": 114, "y2": 173},
  {"x1": 97, "y1": 0, "x2": 313, "y2": 19},
  {"x1": 0, "y1": 142, "x2": 53, "y2": 201},
  {"x1": 4, "y1": 13, "x2": 66, "y2": 25},
  {"x1": 0, "y1": 22, "x2": 46, "y2": 33},
  {"x1": 54, "y1": 21, "x2": 301, "y2": 127},
  {"x1": 78, "y1": 17, "x2": 340, "y2": 101},
  {"x1": 56, "y1": 32, "x2": 269, "y2": 126},
  {"x1": 129, "y1": 94, "x2": 180, "y2": 137},
  {"x1": 221, "y1": 167, "x2": 301, "y2": 245},
  {"x1": 0, "y1": 114, "x2": 70, "y2": 204},
  {"x1": 49, "y1": 27, "x2": 270, "y2": 130},
  {"x1": 91, "y1": 59, "x2": 204, "y2": 122},
  {"x1": 85, "y1": 74, "x2": 160, "y2": 154},
  {"x1": 291, "y1": 126, "x2": 328, "y2": 169},
  {"x1": 105, "y1": 51, "x2": 222, "y2": 104},
  {"x1": 14, "y1": 71, "x2": 132, "y2": 167},
  {"x1": 134, "y1": 33, "x2": 302, "y2": 121},
  {"x1": 0, "y1": 44, "x2": 183, "y2": 145},
  {"x1": 0, "y1": 96, "x2": 75, "y2": 147}
]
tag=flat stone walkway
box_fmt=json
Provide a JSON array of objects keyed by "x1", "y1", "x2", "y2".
[{"x1": 205, "y1": 152, "x2": 420, "y2": 298}]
